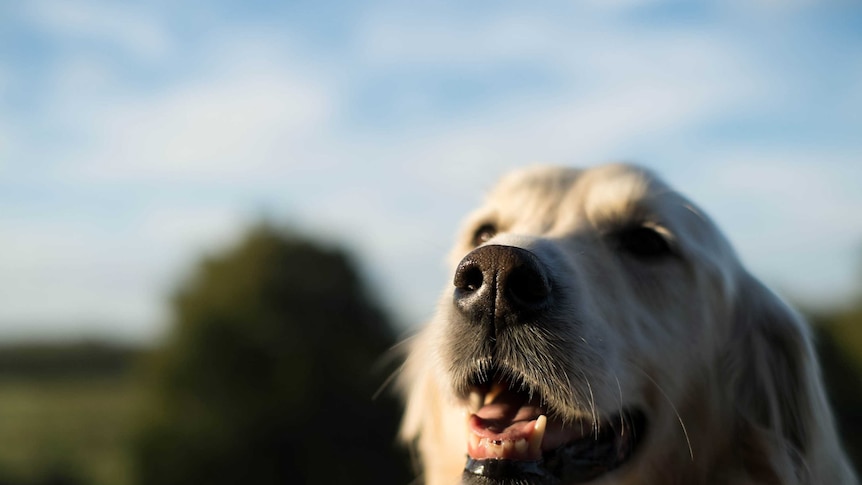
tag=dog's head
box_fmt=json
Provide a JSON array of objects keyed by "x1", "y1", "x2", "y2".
[{"x1": 399, "y1": 164, "x2": 854, "y2": 485}]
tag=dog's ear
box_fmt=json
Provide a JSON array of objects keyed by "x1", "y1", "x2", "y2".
[
  {"x1": 723, "y1": 274, "x2": 856, "y2": 483},
  {"x1": 728, "y1": 275, "x2": 814, "y2": 455}
]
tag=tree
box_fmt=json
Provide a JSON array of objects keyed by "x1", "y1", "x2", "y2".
[
  {"x1": 814, "y1": 306, "x2": 862, "y2": 475},
  {"x1": 811, "y1": 255, "x2": 862, "y2": 475},
  {"x1": 132, "y1": 223, "x2": 411, "y2": 485}
]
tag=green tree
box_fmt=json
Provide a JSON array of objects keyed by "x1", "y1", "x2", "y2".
[
  {"x1": 132, "y1": 223, "x2": 410, "y2": 485},
  {"x1": 815, "y1": 306, "x2": 862, "y2": 474},
  {"x1": 812, "y1": 258, "x2": 862, "y2": 474}
]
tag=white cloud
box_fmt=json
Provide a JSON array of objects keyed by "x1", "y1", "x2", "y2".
[
  {"x1": 581, "y1": 0, "x2": 669, "y2": 11},
  {"x1": 50, "y1": 55, "x2": 121, "y2": 100},
  {"x1": 357, "y1": 12, "x2": 560, "y2": 66},
  {"x1": 725, "y1": 0, "x2": 826, "y2": 14},
  {"x1": 24, "y1": 0, "x2": 172, "y2": 60},
  {"x1": 56, "y1": 50, "x2": 334, "y2": 184},
  {"x1": 0, "y1": 122, "x2": 11, "y2": 171}
]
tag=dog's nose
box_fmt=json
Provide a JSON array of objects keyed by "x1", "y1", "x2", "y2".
[{"x1": 453, "y1": 245, "x2": 552, "y2": 325}]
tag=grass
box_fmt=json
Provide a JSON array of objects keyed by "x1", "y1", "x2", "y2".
[{"x1": 0, "y1": 376, "x2": 142, "y2": 485}]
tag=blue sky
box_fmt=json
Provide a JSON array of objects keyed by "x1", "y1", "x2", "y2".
[{"x1": 1, "y1": 0, "x2": 861, "y2": 341}]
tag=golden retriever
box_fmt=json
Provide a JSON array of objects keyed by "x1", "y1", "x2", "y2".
[{"x1": 398, "y1": 164, "x2": 858, "y2": 485}]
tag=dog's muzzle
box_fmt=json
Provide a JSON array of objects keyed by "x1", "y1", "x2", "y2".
[{"x1": 450, "y1": 245, "x2": 647, "y2": 484}]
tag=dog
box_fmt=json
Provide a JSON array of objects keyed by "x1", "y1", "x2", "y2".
[{"x1": 398, "y1": 164, "x2": 857, "y2": 485}]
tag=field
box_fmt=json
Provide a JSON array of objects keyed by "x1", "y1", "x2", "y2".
[
  {"x1": 0, "y1": 324, "x2": 856, "y2": 485},
  {"x1": 0, "y1": 342, "x2": 144, "y2": 485},
  {"x1": 0, "y1": 376, "x2": 141, "y2": 485}
]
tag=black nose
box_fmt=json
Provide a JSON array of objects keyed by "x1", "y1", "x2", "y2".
[{"x1": 453, "y1": 245, "x2": 552, "y2": 326}]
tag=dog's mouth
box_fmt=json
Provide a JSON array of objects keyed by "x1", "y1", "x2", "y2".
[{"x1": 462, "y1": 376, "x2": 647, "y2": 484}]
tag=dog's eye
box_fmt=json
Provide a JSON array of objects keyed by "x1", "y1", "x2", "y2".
[
  {"x1": 472, "y1": 223, "x2": 497, "y2": 247},
  {"x1": 617, "y1": 226, "x2": 674, "y2": 260}
]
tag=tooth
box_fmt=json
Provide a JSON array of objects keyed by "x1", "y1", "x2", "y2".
[
  {"x1": 515, "y1": 439, "x2": 528, "y2": 457},
  {"x1": 468, "y1": 432, "x2": 481, "y2": 456},
  {"x1": 528, "y1": 415, "x2": 547, "y2": 459},
  {"x1": 501, "y1": 440, "x2": 510, "y2": 456},
  {"x1": 485, "y1": 438, "x2": 503, "y2": 458}
]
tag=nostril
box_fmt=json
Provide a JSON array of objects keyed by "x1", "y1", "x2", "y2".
[
  {"x1": 506, "y1": 265, "x2": 551, "y2": 308},
  {"x1": 453, "y1": 245, "x2": 555, "y2": 325},
  {"x1": 454, "y1": 261, "x2": 484, "y2": 293}
]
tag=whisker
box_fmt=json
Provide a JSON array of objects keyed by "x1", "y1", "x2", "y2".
[
  {"x1": 636, "y1": 367, "x2": 694, "y2": 461},
  {"x1": 581, "y1": 369, "x2": 599, "y2": 439},
  {"x1": 372, "y1": 339, "x2": 413, "y2": 400},
  {"x1": 373, "y1": 361, "x2": 406, "y2": 401},
  {"x1": 613, "y1": 371, "x2": 625, "y2": 437}
]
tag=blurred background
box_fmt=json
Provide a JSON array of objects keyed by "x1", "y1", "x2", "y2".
[{"x1": 0, "y1": 1, "x2": 861, "y2": 484}]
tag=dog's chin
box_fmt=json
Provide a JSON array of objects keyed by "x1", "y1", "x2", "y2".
[{"x1": 457, "y1": 372, "x2": 647, "y2": 485}]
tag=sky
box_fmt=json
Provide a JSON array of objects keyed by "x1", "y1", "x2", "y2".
[{"x1": 1, "y1": 0, "x2": 861, "y2": 342}]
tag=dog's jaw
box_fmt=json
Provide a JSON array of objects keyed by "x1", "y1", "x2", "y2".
[{"x1": 449, "y1": 359, "x2": 648, "y2": 484}]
